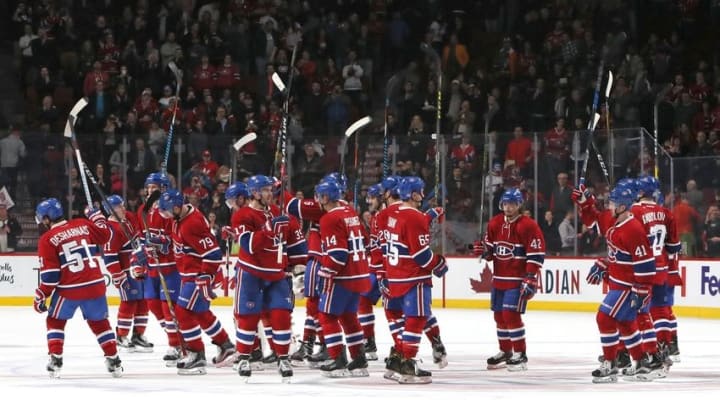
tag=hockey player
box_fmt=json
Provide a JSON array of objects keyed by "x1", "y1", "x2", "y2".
[
  {"x1": 358, "y1": 183, "x2": 384, "y2": 361},
  {"x1": 384, "y1": 176, "x2": 449, "y2": 384},
  {"x1": 103, "y1": 195, "x2": 153, "y2": 352},
  {"x1": 136, "y1": 172, "x2": 183, "y2": 366},
  {"x1": 232, "y1": 175, "x2": 305, "y2": 382},
  {"x1": 634, "y1": 176, "x2": 683, "y2": 364},
  {"x1": 474, "y1": 188, "x2": 545, "y2": 372},
  {"x1": 312, "y1": 180, "x2": 371, "y2": 377},
  {"x1": 34, "y1": 198, "x2": 122, "y2": 378},
  {"x1": 578, "y1": 184, "x2": 661, "y2": 382},
  {"x1": 285, "y1": 172, "x2": 348, "y2": 366},
  {"x1": 157, "y1": 189, "x2": 236, "y2": 375}
]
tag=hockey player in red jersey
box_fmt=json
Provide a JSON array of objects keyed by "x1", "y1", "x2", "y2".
[
  {"x1": 475, "y1": 188, "x2": 545, "y2": 372},
  {"x1": 634, "y1": 176, "x2": 682, "y2": 364},
  {"x1": 384, "y1": 176, "x2": 449, "y2": 384},
  {"x1": 232, "y1": 175, "x2": 306, "y2": 382},
  {"x1": 157, "y1": 189, "x2": 235, "y2": 375},
  {"x1": 34, "y1": 198, "x2": 123, "y2": 378},
  {"x1": 577, "y1": 183, "x2": 664, "y2": 382},
  {"x1": 312, "y1": 180, "x2": 371, "y2": 377},
  {"x1": 103, "y1": 195, "x2": 153, "y2": 352},
  {"x1": 135, "y1": 172, "x2": 183, "y2": 365},
  {"x1": 285, "y1": 172, "x2": 347, "y2": 366}
]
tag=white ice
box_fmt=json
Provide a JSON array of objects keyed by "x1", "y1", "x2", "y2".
[{"x1": 1, "y1": 306, "x2": 719, "y2": 404}]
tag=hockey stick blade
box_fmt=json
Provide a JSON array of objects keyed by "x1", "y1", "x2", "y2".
[
  {"x1": 144, "y1": 190, "x2": 162, "y2": 214},
  {"x1": 345, "y1": 116, "x2": 372, "y2": 138},
  {"x1": 233, "y1": 132, "x2": 258, "y2": 151},
  {"x1": 63, "y1": 98, "x2": 89, "y2": 138},
  {"x1": 605, "y1": 71, "x2": 614, "y2": 98},
  {"x1": 271, "y1": 73, "x2": 286, "y2": 92},
  {"x1": 591, "y1": 113, "x2": 601, "y2": 131}
]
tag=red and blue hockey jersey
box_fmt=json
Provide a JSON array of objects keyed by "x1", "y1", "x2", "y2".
[
  {"x1": 318, "y1": 205, "x2": 370, "y2": 293},
  {"x1": 171, "y1": 205, "x2": 223, "y2": 280},
  {"x1": 484, "y1": 213, "x2": 545, "y2": 290}
]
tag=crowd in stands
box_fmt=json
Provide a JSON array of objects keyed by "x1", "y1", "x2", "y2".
[{"x1": 4, "y1": 0, "x2": 720, "y2": 257}]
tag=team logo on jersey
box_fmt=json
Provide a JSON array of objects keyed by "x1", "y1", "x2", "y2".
[{"x1": 494, "y1": 242, "x2": 516, "y2": 260}]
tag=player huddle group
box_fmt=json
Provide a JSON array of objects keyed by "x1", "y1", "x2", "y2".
[
  {"x1": 30, "y1": 168, "x2": 683, "y2": 385},
  {"x1": 32, "y1": 170, "x2": 452, "y2": 384}
]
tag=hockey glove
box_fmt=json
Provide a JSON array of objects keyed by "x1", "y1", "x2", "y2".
[
  {"x1": 85, "y1": 207, "x2": 107, "y2": 227},
  {"x1": 668, "y1": 254, "x2": 683, "y2": 286},
  {"x1": 148, "y1": 234, "x2": 171, "y2": 255},
  {"x1": 292, "y1": 273, "x2": 305, "y2": 295},
  {"x1": 630, "y1": 284, "x2": 651, "y2": 312},
  {"x1": 586, "y1": 258, "x2": 608, "y2": 285},
  {"x1": 425, "y1": 207, "x2": 445, "y2": 225},
  {"x1": 33, "y1": 288, "x2": 48, "y2": 314},
  {"x1": 570, "y1": 184, "x2": 595, "y2": 209},
  {"x1": 520, "y1": 273, "x2": 538, "y2": 300},
  {"x1": 195, "y1": 274, "x2": 217, "y2": 301},
  {"x1": 431, "y1": 255, "x2": 449, "y2": 278},
  {"x1": 271, "y1": 215, "x2": 290, "y2": 239},
  {"x1": 221, "y1": 225, "x2": 238, "y2": 241},
  {"x1": 378, "y1": 276, "x2": 390, "y2": 298},
  {"x1": 317, "y1": 267, "x2": 336, "y2": 295},
  {"x1": 112, "y1": 271, "x2": 129, "y2": 290}
]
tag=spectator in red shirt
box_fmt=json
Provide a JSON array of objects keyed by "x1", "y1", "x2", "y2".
[
  {"x1": 192, "y1": 54, "x2": 216, "y2": 92},
  {"x1": 132, "y1": 88, "x2": 159, "y2": 131},
  {"x1": 689, "y1": 71, "x2": 711, "y2": 103},
  {"x1": 215, "y1": 53, "x2": 241, "y2": 91},
  {"x1": 505, "y1": 126, "x2": 533, "y2": 176},
  {"x1": 692, "y1": 100, "x2": 718, "y2": 134},
  {"x1": 183, "y1": 174, "x2": 210, "y2": 205},
  {"x1": 543, "y1": 117, "x2": 569, "y2": 179},
  {"x1": 197, "y1": 150, "x2": 219, "y2": 181},
  {"x1": 450, "y1": 133, "x2": 476, "y2": 166},
  {"x1": 83, "y1": 60, "x2": 109, "y2": 97}
]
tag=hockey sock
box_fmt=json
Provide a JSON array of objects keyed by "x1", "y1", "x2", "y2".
[
  {"x1": 318, "y1": 312, "x2": 345, "y2": 359},
  {"x1": 315, "y1": 318, "x2": 325, "y2": 344},
  {"x1": 87, "y1": 319, "x2": 118, "y2": 357},
  {"x1": 261, "y1": 311, "x2": 275, "y2": 353},
  {"x1": 650, "y1": 305, "x2": 672, "y2": 344},
  {"x1": 303, "y1": 296, "x2": 319, "y2": 342},
  {"x1": 270, "y1": 309, "x2": 292, "y2": 356},
  {"x1": 235, "y1": 314, "x2": 261, "y2": 355},
  {"x1": 596, "y1": 311, "x2": 620, "y2": 361},
  {"x1": 133, "y1": 299, "x2": 149, "y2": 336},
  {"x1": 399, "y1": 316, "x2": 425, "y2": 359},
  {"x1": 493, "y1": 311, "x2": 512, "y2": 353},
  {"x1": 423, "y1": 313, "x2": 440, "y2": 341},
  {"x1": 46, "y1": 317, "x2": 67, "y2": 355},
  {"x1": 503, "y1": 310, "x2": 526, "y2": 353},
  {"x1": 617, "y1": 319, "x2": 644, "y2": 361},
  {"x1": 116, "y1": 300, "x2": 136, "y2": 338},
  {"x1": 339, "y1": 312, "x2": 364, "y2": 359},
  {"x1": 160, "y1": 299, "x2": 181, "y2": 347},
  {"x1": 668, "y1": 310, "x2": 678, "y2": 339},
  {"x1": 385, "y1": 309, "x2": 404, "y2": 345},
  {"x1": 198, "y1": 310, "x2": 230, "y2": 346},
  {"x1": 358, "y1": 295, "x2": 376, "y2": 339},
  {"x1": 636, "y1": 312, "x2": 658, "y2": 354},
  {"x1": 175, "y1": 306, "x2": 203, "y2": 353}
]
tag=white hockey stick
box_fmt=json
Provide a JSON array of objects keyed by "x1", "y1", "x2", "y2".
[
  {"x1": 340, "y1": 116, "x2": 372, "y2": 176},
  {"x1": 63, "y1": 98, "x2": 92, "y2": 206},
  {"x1": 271, "y1": 72, "x2": 286, "y2": 93},
  {"x1": 233, "y1": 132, "x2": 258, "y2": 151}
]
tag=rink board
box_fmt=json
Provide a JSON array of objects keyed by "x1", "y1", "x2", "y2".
[{"x1": 1, "y1": 254, "x2": 719, "y2": 318}]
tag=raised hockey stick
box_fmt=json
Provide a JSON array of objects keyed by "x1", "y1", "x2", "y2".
[
  {"x1": 63, "y1": 98, "x2": 92, "y2": 206},
  {"x1": 232, "y1": 132, "x2": 258, "y2": 151},
  {"x1": 383, "y1": 74, "x2": 399, "y2": 178},
  {"x1": 579, "y1": 61, "x2": 606, "y2": 187},
  {"x1": 653, "y1": 83, "x2": 673, "y2": 178},
  {"x1": 340, "y1": 116, "x2": 372, "y2": 177},
  {"x1": 161, "y1": 61, "x2": 183, "y2": 176},
  {"x1": 602, "y1": 70, "x2": 614, "y2": 184},
  {"x1": 421, "y1": 43, "x2": 443, "y2": 205}
]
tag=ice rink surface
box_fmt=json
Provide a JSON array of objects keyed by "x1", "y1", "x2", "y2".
[{"x1": 1, "y1": 306, "x2": 719, "y2": 404}]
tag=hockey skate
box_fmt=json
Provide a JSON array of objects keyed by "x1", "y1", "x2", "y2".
[
  {"x1": 163, "y1": 346, "x2": 182, "y2": 367},
  {"x1": 592, "y1": 359, "x2": 618, "y2": 383},
  {"x1": 668, "y1": 336, "x2": 681, "y2": 363},
  {"x1": 105, "y1": 355, "x2": 123, "y2": 378},
  {"x1": 307, "y1": 343, "x2": 330, "y2": 369},
  {"x1": 117, "y1": 335, "x2": 136, "y2": 352},
  {"x1": 658, "y1": 343, "x2": 674, "y2": 375},
  {"x1": 177, "y1": 350, "x2": 207, "y2": 375},
  {"x1": 130, "y1": 333, "x2": 154, "y2": 353},
  {"x1": 262, "y1": 351, "x2": 278, "y2": 364},
  {"x1": 290, "y1": 341, "x2": 313, "y2": 366},
  {"x1": 598, "y1": 350, "x2": 631, "y2": 370},
  {"x1": 46, "y1": 354, "x2": 63, "y2": 378},
  {"x1": 364, "y1": 337, "x2": 379, "y2": 361},
  {"x1": 249, "y1": 347, "x2": 264, "y2": 371},
  {"x1": 236, "y1": 355, "x2": 252, "y2": 382},
  {"x1": 486, "y1": 351, "x2": 512, "y2": 370},
  {"x1": 384, "y1": 347, "x2": 402, "y2": 381},
  {"x1": 431, "y1": 335, "x2": 448, "y2": 369},
  {"x1": 320, "y1": 351, "x2": 350, "y2": 378},
  {"x1": 278, "y1": 355, "x2": 293, "y2": 383},
  {"x1": 212, "y1": 340, "x2": 237, "y2": 367},
  {"x1": 506, "y1": 352, "x2": 528, "y2": 371},
  {"x1": 398, "y1": 358, "x2": 432, "y2": 384},
  {"x1": 622, "y1": 355, "x2": 655, "y2": 382},
  {"x1": 644, "y1": 352, "x2": 667, "y2": 379},
  {"x1": 347, "y1": 347, "x2": 370, "y2": 377}
]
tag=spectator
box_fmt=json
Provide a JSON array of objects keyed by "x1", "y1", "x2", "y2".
[
  {"x1": 544, "y1": 117, "x2": 569, "y2": 181},
  {"x1": 83, "y1": 60, "x2": 109, "y2": 97},
  {"x1": 0, "y1": 204, "x2": 22, "y2": 253},
  {"x1": 0, "y1": 129, "x2": 27, "y2": 198},
  {"x1": 37, "y1": 95, "x2": 60, "y2": 130},
  {"x1": 702, "y1": 205, "x2": 720, "y2": 257},
  {"x1": 133, "y1": 88, "x2": 159, "y2": 130},
  {"x1": 324, "y1": 85, "x2": 351, "y2": 138},
  {"x1": 127, "y1": 137, "x2": 156, "y2": 190},
  {"x1": 182, "y1": 175, "x2": 210, "y2": 207},
  {"x1": 450, "y1": 133, "x2": 476, "y2": 167},
  {"x1": 34, "y1": 66, "x2": 55, "y2": 98},
  {"x1": 442, "y1": 33, "x2": 469, "y2": 80},
  {"x1": 483, "y1": 162, "x2": 504, "y2": 204},
  {"x1": 673, "y1": 194, "x2": 701, "y2": 256},
  {"x1": 685, "y1": 179, "x2": 704, "y2": 213},
  {"x1": 147, "y1": 121, "x2": 167, "y2": 160},
  {"x1": 294, "y1": 141, "x2": 324, "y2": 192},
  {"x1": 452, "y1": 100, "x2": 476, "y2": 138},
  {"x1": 505, "y1": 126, "x2": 533, "y2": 175},
  {"x1": 540, "y1": 210, "x2": 561, "y2": 256},
  {"x1": 197, "y1": 150, "x2": 219, "y2": 182},
  {"x1": 216, "y1": 54, "x2": 241, "y2": 91},
  {"x1": 549, "y1": 172, "x2": 573, "y2": 218},
  {"x1": 558, "y1": 210, "x2": 577, "y2": 254},
  {"x1": 160, "y1": 31, "x2": 181, "y2": 68}
]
